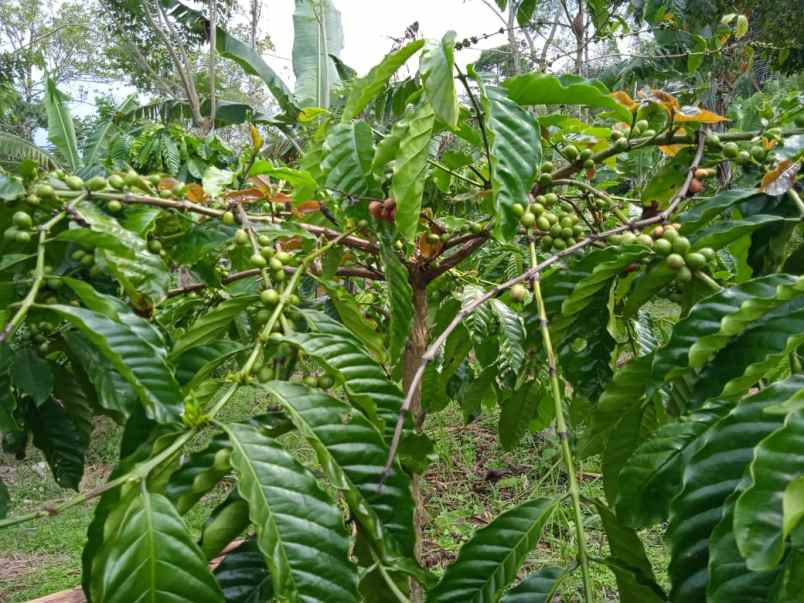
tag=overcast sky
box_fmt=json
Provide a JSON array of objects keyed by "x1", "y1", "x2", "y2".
[{"x1": 260, "y1": 0, "x2": 511, "y2": 81}]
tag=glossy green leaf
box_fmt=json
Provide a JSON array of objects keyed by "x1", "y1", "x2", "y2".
[
  {"x1": 734, "y1": 407, "x2": 804, "y2": 570},
  {"x1": 706, "y1": 492, "x2": 780, "y2": 603},
  {"x1": 580, "y1": 354, "x2": 652, "y2": 459},
  {"x1": 499, "y1": 566, "x2": 566, "y2": 603},
  {"x1": 174, "y1": 341, "x2": 246, "y2": 392},
  {"x1": 45, "y1": 78, "x2": 80, "y2": 170},
  {"x1": 602, "y1": 406, "x2": 647, "y2": 505},
  {"x1": 691, "y1": 214, "x2": 790, "y2": 251},
  {"x1": 392, "y1": 100, "x2": 435, "y2": 242},
  {"x1": 90, "y1": 487, "x2": 224, "y2": 602},
  {"x1": 503, "y1": 72, "x2": 632, "y2": 123},
  {"x1": 652, "y1": 274, "x2": 804, "y2": 381},
  {"x1": 615, "y1": 399, "x2": 732, "y2": 529},
  {"x1": 292, "y1": 309, "x2": 411, "y2": 439},
  {"x1": 693, "y1": 299, "x2": 804, "y2": 401},
  {"x1": 11, "y1": 347, "x2": 53, "y2": 405},
  {"x1": 426, "y1": 498, "x2": 557, "y2": 602},
  {"x1": 325, "y1": 287, "x2": 387, "y2": 361},
  {"x1": 213, "y1": 538, "x2": 273, "y2": 602},
  {"x1": 43, "y1": 305, "x2": 182, "y2": 423},
  {"x1": 420, "y1": 32, "x2": 459, "y2": 128},
  {"x1": 343, "y1": 40, "x2": 424, "y2": 121},
  {"x1": 73, "y1": 200, "x2": 169, "y2": 307},
  {"x1": 516, "y1": 0, "x2": 538, "y2": 26},
  {"x1": 322, "y1": 121, "x2": 379, "y2": 197},
  {"x1": 593, "y1": 501, "x2": 666, "y2": 602},
  {"x1": 667, "y1": 377, "x2": 804, "y2": 601},
  {"x1": 292, "y1": 0, "x2": 344, "y2": 108},
  {"x1": 170, "y1": 295, "x2": 258, "y2": 358},
  {"x1": 223, "y1": 422, "x2": 359, "y2": 602},
  {"x1": 676, "y1": 189, "x2": 760, "y2": 234},
  {"x1": 379, "y1": 229, "x2": 414, "y2": 365},
  {"x1": 479, "y1": 82, "x2": 541, "y2": 241},
  {"x1": 264, "y1": 381, "x2": 415, "y2": 558}
]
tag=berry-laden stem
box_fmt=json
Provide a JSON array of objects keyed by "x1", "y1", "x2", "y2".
[
  {"x1": 0, "y1": 197, "x2": 83, "y2": 344},
  {"x1": 528, "y1": 240, "x2": 593, "y2": 602},
  {"x1": 0, "y1": 229, "x2": 353, "y2": 531}
]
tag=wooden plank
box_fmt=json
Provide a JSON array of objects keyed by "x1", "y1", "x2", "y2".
[{"x1": 26, "y1": 540, "x2": 244, "y2": 603}]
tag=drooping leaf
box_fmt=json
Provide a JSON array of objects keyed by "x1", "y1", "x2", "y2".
[
  {"x1": 342, "y1": 40, "x2": 425, "y2": 121},
  {"x1": 615, "y1": 399, "x2": 732, "y2": 529},
  {"x1": 734, "y1": 407, "x2": 804, "y2": 570},
  {"x1": 667, "y1": 377, "x2": 804, "y2": 601},
  {"x1": 499, "y1": 566, "x2": 566, "y2": 603},
  {"x1": 322, "y1": 121, "x2": 379, "y2": 197},
  {"x1": 292, "y1": 0, "x2": 344, "y2": 108},
  {"x1": 379, "y1": 230, "x2": 415, "y2": 364},
  {"x1": 426, "y1": 498, "x2": 557, "y2": 602},
  {"x1": 170, "y1": 295, "x2": 259, "y2": 358},
  {"x1": 45, "y1": 78, "x2": 80, "y2": 170},
  {"x1": 478, "y1": 82, "x2": 541, "y2": 241},
  {"x1": 44, "y1": 305, "x2": 182, "y2": 423},
  {"x1": 213, "y1": 538, "x2": 273, "y2": 602},
  {"x1": 264, "y1": 381, "x2": 416, "y2": 558},
  {"x1": 223, "y1": 422, "x2": 359, "y2": 602},
  {"x1": 420, "y1": 32, "x2": 459, "y2": 128},
  {"x1": 90, "y1": 487, "x2": 224, "y2": 602},
  {"x1": 11, "y1": 347, "x2": 53, "y2": 406},
  {"x1": 392, "y1": 101, "x2": 435, "y2": 242}
]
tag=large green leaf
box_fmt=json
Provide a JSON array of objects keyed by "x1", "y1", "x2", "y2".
[
  {"x1": 593, "y1": 501, "x2": 666, "y2": 602},
  {"x1": 11, "y1": 347, "x2": 53, "y2": 405},
  {"x1": 174, "y1": 341, "x2": 245, "y2": 392},
  {"x1": 426, "y1": 498, "x2": 557, "y2": 602},
  {"x1": 391, "y1": 100, "x2": 435, "y2": 242},
  {"x1": 90, "y1": 487, "x2": 224, "y2": 602},
  {"x1": 499, "y1": 566, "x2": 566, "y2": 603},
  {"x1": 322, "y1": 121, "x2": 379, "y2": 197},
  {"x1": 734, "y1": 407, "x2": 804, "y2": 570},
  {"x1": 28, "y1": 364, "x2": 94, "y2": 490},
  {"x1": 690, "y1": 214, "x2": 791, "y2": 251},
  {"x1": 503, "y1": 72, "x2": 632, "y2": 123},
  {"x1": 693, "y1": 299, "x2": 804, "y2": 401},
  {"x1": 264, "y1": 381, "x2": 415, "y2": 558},
  {"x1": 73, "y1": 200, "x2": 169, "y2": 308},
  {"x1": 292, "y1": 0, "x2": 344, "y2": 108},
  {"x1": 677, "y1": 189, "x2": 762, "y2": 233},
  {"x1": 223, "y1": 422, "x2": 359, "y2": 602},
  {"x1": 615, "y1": 399, "x2": 732, "y2": 529},
  {"x1": 652, "y1": 275, "x2": 804, "y2": 381},
  {"x1": 667, "y1": 377, "x2": 804, "y2": 602},
  {"x1": 479, "y1": 82, "x2": 541, "y2": 241},
  {"x1": 342, "y1": 40, "x2": 425, "y2": 121},
  {"x1": 170, "y1": 295, "x2": 258, "y2": 358},
  {"x1": 707, "y1": 492, "x2": 780, "y2": 603},
  {"x1": 420, "y1": 32, "x2": 459, "y2": 128},
  {"x1": 490, "y1": 299, "x2": 526, "y2": 382},
  {"x1": 45, "y1": 78, "x2": 80, "y2": 170},
  {"x1": 213, "y1": 538, "x2": 273, "y2": 602},
  {"x1": 43, "y1": 305, "x2": 182, "y2": 423},
  {"x1": 379, "y1": 229, "x2": 414, "y2": 365}
]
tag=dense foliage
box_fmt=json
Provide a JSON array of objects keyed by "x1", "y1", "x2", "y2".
[{"x1": 1, "y1": 1, "x2": 804, "y2": 601}]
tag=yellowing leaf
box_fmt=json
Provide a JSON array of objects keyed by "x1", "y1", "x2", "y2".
[
  {"x1": 659, "y1": 128, "x2": 688, "y2": 156},
  {"x1": 674, "y1": 106, "x2": 728, "y2": 124},
  {"x1": 760, "y1": 160, "x2": 800, "y2": 196},
  {"x1": 185, "y1": 183, "x2": 207, "y2": 204},
  {"x1": 649, "y1": 89, "x2": 680, "y2": 110},
  {"x1": 250, "y1": 124, "x2": 264, "y2": 150},
  {"x1": 610, "y1": 91, "x2": 638, "y2": 111},
  {"x1": 735, "y1": 14, "x2": 749, "y2": 39}
]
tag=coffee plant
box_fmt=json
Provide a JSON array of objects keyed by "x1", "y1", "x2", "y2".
[{"x1": 1, "y1": 4, "x2": 804, "y2": 602}]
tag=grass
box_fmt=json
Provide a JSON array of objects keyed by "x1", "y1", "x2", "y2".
[{"x1": 0, "y1": 390, "x2": 670, "y2": 602}]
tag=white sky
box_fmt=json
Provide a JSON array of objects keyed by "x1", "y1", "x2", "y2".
[{"x1": 261, "y1": 0, "x2": 509, "y2": 81}]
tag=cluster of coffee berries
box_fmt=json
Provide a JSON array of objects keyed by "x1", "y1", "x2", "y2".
[
  {"x1": 561, "y1": 144, "x2": 596, "y2": 171},
  {"x1": 513, "y1": 194, "x2": 587, "y2": 251},
  {"x1": 3, "y1": 211, "x2": 34, "y2": 244},
  {"x1": 369, "y1": 199, "x2": 397, "y2": 223},
  {"x1": 302, "y1": 373, "x2": 335, "y2": 389}
]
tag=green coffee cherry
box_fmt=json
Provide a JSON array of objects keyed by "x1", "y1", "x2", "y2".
[
  {"x1": 303, "y1": 375, "x2": 318, "y2": 388},
  {"x1": 261, "y1": 289, "x2": 280, "y2": 306},
  {"x1": 654, "y1": 238, "x2": 673, "y2": 256},
  {"x1": 511, "y1": 283, "x2": 528, "y2": 302},
  {"x1": 258, "y1": 234, "x2": 271, "y2": 246},
  {"x1": 234, "y1": 229, "x2": 249, "y2": 245},
  {"x1": 250, "y1": 253, "x2": 267, "y2": 268},
  {"x1": 520, "y1": 212, "x2": 536, "y2": 227},
  {"x1": 107, "y1": 200, "x2": 123, "y2": 213},
  {"x1": 222, "y1": 211, "x2": 236, "y2": 225},
  {"x1": 541, "y1": 161, "x2": 554, "y2": 173},
  {"x1": 269, "y1": 257, "x2": 283, "y2": 271},
  {"x1": 685, "y1": 252, "x2": 706, "y2": 269},
  {"x1": 563, "y1": 145, "x2": 579, "y2": 161},
  {"x1": 672, "y1": 236, "x2": 691, "y2": 254},
  {"x1": 87, "y1": 176, "x2": 108, "y2": 191},
  {"x1": 147, "y1": 239, "x2": 162, "y2": 253},
  {"x1": 512, "y1": 203, "x2": 525, "y2": 217},
  {"x1": 108, "y1": 174, "x2": 125, "y2": 190},
  {"x1": 13, "y1": 211, "x2": 32, "y2": 229},
  {"x1": 317, "y1": 375, "x2": 334, "y2": 389},
  {"x1": 666, "y1": 253, "x2": 685, "y2": 270},
  {"x1": 65, "y1": 175, "x2": 84, "y2": 190},
  {"x1": 723, "y1": 142, "x2": 739, "y2": 159},
  {"x1": 583, "y1": 159, "x2": 595, "y2": 170},
  {"x1": 14, "y1": 230, "x2": 31, "y2": 243}
]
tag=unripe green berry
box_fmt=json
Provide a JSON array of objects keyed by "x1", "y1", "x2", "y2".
[
  {"x1": 666, "y1": 253, "x2": 686, "y2": 270},
  {"x1": 13, "y1": 211, "x2": 32, "y2": 229},
  {"x1": 234, "y1": 229, "x2": 249, "y2": 245},
  {"x1": 222, "y1": 211, "x2": 236, "y2": 225},
  {"x1": 250, "y1": 253, "x2": 267, "y2": 267}
]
